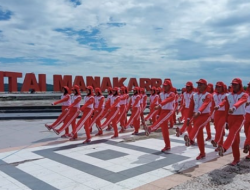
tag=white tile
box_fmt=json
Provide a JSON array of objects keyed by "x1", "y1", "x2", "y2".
[
  {"x1": 116, "y1": 177, "x2": 146, "y2": 189},
  {"x1": 29, "y1": 168, "x2": 55, "y2": 178},
  {"x1": 61, "y1": 183, "x2": 94, "y2": 190},
  {"x1": 72, "y1": 173, "x2": 97, "y2": 183},
  {"x1": 0, "y1": 151, "x2": 17, "y2": 160},
  {"x1": 49, "y1": 178, "x2": 82, "y2": 189},
  {"x1": 15, "y1": 151, "x2": 43, "y2": 160},
  {"x1": 149, "y1": 168, "x2": 174, "y2": 178},
  {"x1": 83, "y1": 178, "x2": 112, "y2": 189},
  {"x1": 0, "y1": 171, "x2": 32, "y2": 190},
  {"x1": 105, "y1": 164, "x2": 128, "y2": 172},
  {"x1": 0, "y1": 184, "x2": 21, "y2": 190},
  {"x1": 100, "y1": 184, "x2": 129, "y2": 190},
  {"x1": 16, "y1": 162, "x2": 44, "y2": 173},
  {"x1": 2, "y1": 154, "x2": 25, "y2": 164}
]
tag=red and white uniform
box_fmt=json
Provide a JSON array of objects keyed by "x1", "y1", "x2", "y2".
[
  {"x1": 101, "y1": 87, "x2": 113, "y2": 119},
  {"x1": 187, "y1": 81, "x2": 212, "y2": 157},
  {"x1": 54, "y1": 85, "x2": 82, "y2": 139},
  {"x1": 140, "y1": 89, "x2": 147, "y2": 126},
  {"x1": 244, "y1": 92, "x2": 250, "y2": 158},
  {"x1": 205, "y1": 83, "x2": 214, "y2": 140},
  {"x1": 116, "y1": 87, "x2": 129, "y2": 130},
  {"x1": 212, "y1": 83, "x2": 227, "y2": 146},
  {"x1": 89, "y1": 88, "x2": 105, "y2": 135},
  {"x1": 219, "y1": 78, "x2": 248, "y2": 163},
  {"x1": 125, "y1": 87, "x2": 141, "y2": 134},
  {"x1": 46, "y1": 86, "x2": 72, "y2": 132},
  {"x1": 179, "y1": 90, "x2": 195, "y2": 135},
  {"x1": 100, "y1": 87, "x2": 121, "y2": 138},
  {"x1": 148, "y1": 80, "x2": 175, "y2": 150},
  {"x1": 169, "y1": 90, "x2": 178, "y2": 128},
  {"x1": 70, "y1": 87, "x2": 94, "y2": 142},
  {"x1": 145, "y1": 90, "x2": 159, "y2": 123}
]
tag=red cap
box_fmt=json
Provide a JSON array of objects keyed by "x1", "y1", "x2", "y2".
[
  {"x1": 247, "y1": 82, "x2": 250, "y2": 85},
  {"x1": 63, "y1": 86, "x2": 69, "y2": 92},
  {"x1": 72, "y1": 85, "x2": 79, "y2": 90},
  {"x1": 216, "y1": 81, "x2": 224, "y2": 87},
  {"x1": 231, "y1": 78, "x2": 242, "y2": 85},
  {"x1": 151, "y1": 86, "x2": 157, "y2": 91},
  {"x1": 133, "y1": 86, "x2": 140, "y2": 91},
  {"x1": 208, "y1": 83, "x2": 213, "y2": 87},
  {"x1": 163, "y1": 80, "x2": 171, "y2": 86},
  {"x1": 196, "y1": 79, "x2": 207, "y2": 85},
  {"x1": 71, "y1": 85, "x2": 81, "y2": 94},
  {"x1": 140, "y1": 88, "x2": 145, "y2": 93},
  {"x1": 120, "y1": 86, "x2": 125, "y2": 92},
  {"x1": 86, "y1": 86, "x2": 93, "y2": 90},
  {"x1": 95, "y1": 87, "x2": 102, "y2": 94},
  {"x1": 186, "y1": 81, "x2": 193, "y2": 87},
  {"x1": 113, "y1": 87, "x2": 119, "y2": 91}
]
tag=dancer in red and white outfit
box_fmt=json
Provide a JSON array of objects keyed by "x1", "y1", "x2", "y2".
[
  {"x1": 145, "y1": 86, "x2": 159, "y2": 124},
  {"x1": 117, "y1": 86, "x2": 129, "y2": 133},
  {"x1": 124, "y1": 86, "x2": 130, "y2": 126},
  {"x1": 217, "y1": 78, "x2": 248, "y2": 166},
  {"x1": 102, "y1": 87, "x2": 113, "y2": 131},
  {"x1": 176, "y1": 82, "x2": 195, "y2": 143},
  {"x1": 100, "y1": 87, "x2": 121, "y2": 138},
  {"x1": 184, "y1": 79, "x2": 212, "y2": 160},
  {"x1": 140, "y1": 88, "x2": 147, "y2": 128},
  {"x1": 169, "y1": 88, "x2": 178, "y2": 128},
  {"x1": 145, "y1": 80, "x2": 175, "y2": 152},
  {"x1": 45, "y1": 86, "x2": 72, "y2": 138},
  {"x1": 155, "y1": 87, "x2": 162, "y2": 121},
  {"x1": 243, "y1": 82, "x2": 250, "y2": 159},
  {"x1": 125, "y1": 87, "x2": 141, "y2": 135},
  {"x1": 205, "y1": 83, "x2": 214, "y2": 141},
  {"x1": 89, "y1": 88, "x2": 105, "y2": 136},
  {"x1": 52, "y1": 85, "x2": 82, "y2": 140},
  {"x1": 211, "y1": 82, "x2": 227, "y2": 150},
  {"x1": 68, "y1": 86, "x2": 94, "y2": 143},
  {"x1": 177, "y1": 88, "x2": 186, "y2": 123}
]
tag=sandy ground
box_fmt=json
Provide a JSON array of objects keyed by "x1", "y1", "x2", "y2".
[{"x1": 172, "y1": 158, "x2": 250, "y2": 190}]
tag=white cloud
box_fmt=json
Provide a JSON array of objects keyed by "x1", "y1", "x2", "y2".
[{"x1": 0, "y1": 0, "x2": 250, "y2": 88}]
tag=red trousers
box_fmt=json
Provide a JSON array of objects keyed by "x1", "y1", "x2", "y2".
[
  {"x1": 57, "y1": 107, "x2": 79, "y2": 138},
  {"x1": 180, "y1": 107, "x2": 184, "y2": 121},
  {"x1": 89, "y1": 108, "x2": 104, "y2": 131},
  {"x1": 100, "y1": 107, "x2": 120, "y2": 136},
  {"x1": 223, "y1": 115, "x2": 244, "y2": 161},
  {"x1": 140, "y1": 105, "x2": 146, "y2": 126},
  {"x1": 49, "y1": 106, "x2": 69, "y2": 129},
  {"x1": 189, "y1": 113, "x2": 210, "y2": 155},
  {"x1": 205, "y1": 122, "x2": 211, "y2": 138},
  {"x1": 149, "y1": 109, "x2": 172, "y2": 148},
  {"x1": 145, "y1": 109, "x2": 158, "y2": 123},
  {"x1": 244, "y1": 113, "x2": 250, "y2": 146},
  {"x1": 180, "y1": 108, "x2": 192, "y2": 135},
  {"x1": 72, "y1": 108, "x2": 93, "y2": 140},
  {"x1": 101, "y1": 106, "x2": 110, "y2": 119},
  {"x1": 116, "y1": 105, "x2": 127, "y2": 127},
  {"x1": 125, "y1": 107, "x2": 141, "y2": 133},
  {"x1": 213, "y1": 111, "x2": 226, "y2": 146}
]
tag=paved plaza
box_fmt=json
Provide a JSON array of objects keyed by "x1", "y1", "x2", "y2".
[{"x1": 0, "y1": 119, "x2": 248, "y2": 190}]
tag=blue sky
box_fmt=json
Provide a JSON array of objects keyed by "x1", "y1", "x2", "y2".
[{"x1": 0, "y1": 0, "x2": 250, "y2": 88}]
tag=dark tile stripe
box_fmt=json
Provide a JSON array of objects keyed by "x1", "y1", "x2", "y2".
[
  {"x1": 34, "y1": 140, "x2": 189, "y2": 183},
  {"x1": 34, "y1": 150, "x2": 126, "y2": 183},
  {"x1": 0, "y1": 160, "x2": 59, "y2": 190}
]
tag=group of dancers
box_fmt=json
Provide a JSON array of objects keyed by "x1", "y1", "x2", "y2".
[
  {"x1": 45, "y1": 77, "x2": 250, "y2": 166},
  {"x1": 45, "y1": 85, "x2": 148, "y2": 143}
]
